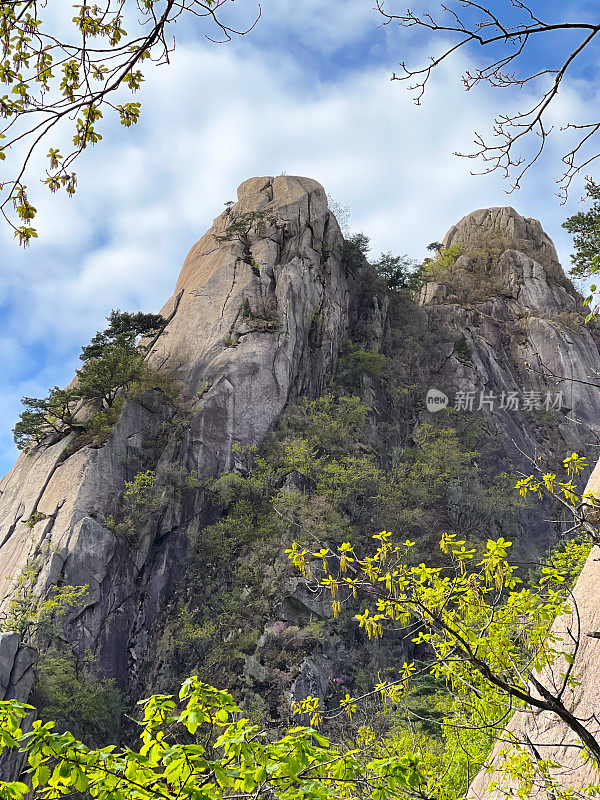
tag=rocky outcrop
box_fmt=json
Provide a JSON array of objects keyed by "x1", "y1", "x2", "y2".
[
  {"x1": 2, "y1": 183, "x2": 600, "y2": 787},
  {"x1": 0, "y1": 176, "x2": 350, "y2": 694},
  {"x1": 0, "y1": 632, "x2": 37, "y2": 702},
  {"x1": 433, "y1": 213, "x2": 600, "y2": 798},
  {"x1": 0, "y1": 632, "x2": 37, "y2": 780},
  {"x1": 443, "y1": 206, "x2": 564, "y2": 280},
  {"x1": 150, "y1": 175, "x2": 349, "y2": 473},
  {"x1": 421, "y1": 207, "x2": 600, "y2": 481}
]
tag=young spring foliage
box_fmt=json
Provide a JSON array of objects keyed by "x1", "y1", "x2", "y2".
[
  {"x1": 562, "y1": 178, "x2": 600, "y2": 321},
  {"x1": 286, "y1": 451, "x2": 598, "y2": 798},
  {"x1": 0, "y1": 1, "x2": 256, "y2": 245},
  {"x1": 0, "y1": 451, "x2": 593, "y2": 800},
  {"x1": 0, "y1": 676, "x2": 422, "y2": 800},
  {"x1": 1, "y1": 568, "x2": 89, "y2": 643}
]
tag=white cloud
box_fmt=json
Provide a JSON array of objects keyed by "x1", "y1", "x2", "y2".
[
  {"x1": 0, "y1": 24, "x2": 597, "y2": 474},
  {"x1": 217, "y1": 0, "x2": 384, "y2": 54}
]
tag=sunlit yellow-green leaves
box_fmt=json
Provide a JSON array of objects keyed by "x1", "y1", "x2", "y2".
[
  {"x1": 0, "y1": 0, "x2": 248, "y2": 244},
  {"x1": 286, "y1": 463, "x2": 596, "y2": 800},
  {"x1": 0, "y1": 676, "x2": 430, "y2": 800},
  {"x1": 516, "y1": 454, "x2": 588, "y2": 505}
]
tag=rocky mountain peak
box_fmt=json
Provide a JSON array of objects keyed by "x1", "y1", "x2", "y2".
[
  {"x1": 174, "y1": 175, "x2": 329, "y2": 296},
  {"x1": 443, "y1": 205, "x2": 563, "y2": 280},
  {"x1": 2, "y1": 178, "x2": 600, "y2": 791},
  {"x1": 420, "y1": 204, "x2": 578, "y2": 317},
  {"x1": 416, "y1": 203, "x2": 600, "y2": 469},
  {"x1": 0, "y1": 174, "x2": 350, "y2": 703}
]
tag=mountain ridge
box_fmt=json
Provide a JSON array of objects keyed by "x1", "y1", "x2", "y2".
[{"x1": 1, "y1": 177, "x2": 600, "y2": 789}]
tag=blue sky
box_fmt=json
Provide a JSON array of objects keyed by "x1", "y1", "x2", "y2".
[{"x1": 1, "y1": 0, "x2": 599, "y2": 475}]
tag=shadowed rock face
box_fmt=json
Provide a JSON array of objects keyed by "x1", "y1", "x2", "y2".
[
  {"x1": 422, "y1": 205, "x2": 600, "y2": 466},
  {"x1": 437, "y1": 216, "x2": 600, "y2": 798},
  {"x1": 0, "y1": 175, "x2": 350, "y2": 691},
  {"x1": 0, "y1": 632, "x2": 36, "y2": 779}
]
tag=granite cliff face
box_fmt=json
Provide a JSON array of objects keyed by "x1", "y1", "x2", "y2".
[
  {"x1": 0, "y1": 175, "x2": 350, "y2": 695},
  {"x1": 1, "y1": 181, "x2": 600, "y2": 788},
  {"x1": 468, "y1": 546, "x2": 600, "y2": 799},
  {"x1": 420, "y1": 208, "x2": 600, "y2": 796},
  {"x1": 421, "y1": 206, "x2": 600, "y2": 460}
]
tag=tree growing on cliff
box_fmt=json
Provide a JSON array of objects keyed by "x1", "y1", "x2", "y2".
[
  {"x1": 80, "y1": 310, "x2": 166, "y2": 361},
  {"x1": 562, "y1": 179, "x2": 600, "y2": 319},
  {"x1": 563, "y1": 179, "x2": 600, "y2": 272},
  {"x1": 372, "y1": 252, "x2": 418, "y2": 291},
  {"x1": 12, "y1": 387, "x2": 84, "y2": 450},
  {"x1": 341, "y1": 232, "x2": 419, "y2": 289},
  {"x1": 13, "y1": 310, "x2": 165, "y2": 449},
  {"x1": 0, "y1": 676, "x2": 421, "y2": 800},
  {"x1": 0, "y1": 451, "x2": 597, "y2": 800},
  {"x1": 77, "y1": 309, "x2": 165, "y2": 408},
  {"x1": 286, "y1": 451, "x2": 600, "y2": 800},
  {"x1": 377, "y1": 1, "x2": 600, "y2": 197}
]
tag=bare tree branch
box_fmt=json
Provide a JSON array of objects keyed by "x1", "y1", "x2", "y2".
[{"x1": 377, "y1": 0, "x2": 600, "y2": 199}]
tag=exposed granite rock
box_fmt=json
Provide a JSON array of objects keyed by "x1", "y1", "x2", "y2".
[
  {"x1": 0, "y1": 632, "x2": 37, "y2": 780},
  {"x1": 291, "y1": 655, "x2": 331, "y2": 710},
  {"x1": 0, "y1": 632, "x2": 20, "y2": 697},
  {"x1": 0, "y1": 176, "x2": 350, "y2": 698},
  {"x1": 421, "y1": 206, "x2": 600, "y2": 480},
  {"x1": 418, "y1": 281, "x2": 451, "y2": 305},
  {"x1": 443, "y1": 206, "x2": 564, "y2": 280},
  {"x1": 243, "y1": 656, "x2": 269, "y2": 683},
  {"x1": 2, "y1": 187, "x2": 600, "y2": 791},
  {"x1": 281, "y1": 577, "x2": 333, "y2": 623},
  {"x1": 430, "y1": 209, "x2": 600, "y2": 798},
  {"x1": 0, "y1": 632, "x2": 37, "y2": 712}
]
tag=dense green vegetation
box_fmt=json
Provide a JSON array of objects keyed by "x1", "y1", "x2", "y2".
[
  {"x1": 2, "y1": 221, "x2": 595, "y2": 798},
  {"x1": 0, "y1": 514, "x2": 593, "y2": 800},
  {"x1": 30, "y1": 653, "x2": 122, "y2": 745},
  {"x1": 287, "y1": 473, "x2": 594, "y2": 800},
  {"x1": 563, "y1": 178, "x2": 600, "y2": 280},
  {"x1": 165, "y1": 310, "x2": 526, "y2": 733},
  {"x1": 0, "y1": 569, "x2": 122, "y2": 747},
  {"x1": 0, "y1": 676, "x2": 424, "y2": 800}
]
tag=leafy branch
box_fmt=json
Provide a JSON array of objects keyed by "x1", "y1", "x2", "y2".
[{"x1": 0, "y1": 0, "x2": 260, "y2": 245}]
